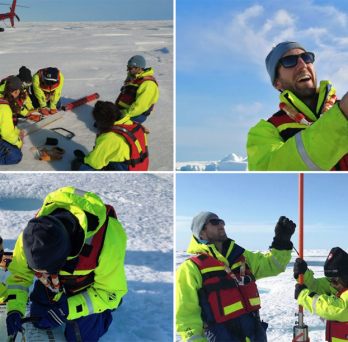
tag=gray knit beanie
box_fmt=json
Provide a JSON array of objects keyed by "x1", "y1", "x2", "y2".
[
  {"x1": 191, "y1": 212, "x2": 217, "y2": 240},
  {"x1": 265, "y1": 41, "x2": 306, "y2": 85},
  {"x1": 128, "y1": 55, "x2": 146, "y2": 68}
]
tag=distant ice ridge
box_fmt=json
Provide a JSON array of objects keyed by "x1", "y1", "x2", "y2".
[{"x1": 177, "y1": 153, "x2": 248, "y2": 171}]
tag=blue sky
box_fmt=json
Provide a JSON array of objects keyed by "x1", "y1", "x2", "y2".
[
  {"x1": 176, "y1": 0, "x2": 348, "y2": 161},
  {"x1": 4, "y1": 0, "x2": 173, "y2": 22},
  {"x1": 176, "y1": 173, "x2": 348, "y2": 251}
]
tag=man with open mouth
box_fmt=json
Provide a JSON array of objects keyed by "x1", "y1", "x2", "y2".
[{"x1": 247, "y1": 41, "x2": 348, "y2": 171}]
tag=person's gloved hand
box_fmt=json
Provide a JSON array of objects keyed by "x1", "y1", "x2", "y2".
[
  {"x1": 271, "y1": 216, "x2": 296, "y2": 250},
  {"x1": 50, "y1": 108, "x2": 57, "y2": 115},
  {"x1": 40, "y1": 107, "x2": 49, "y2": 116},
  {"x1": 38, "y1": 295, "x2": 69, "y2": 329},
  {"x1": 6, "y1": 311, "x2": 23, "y2": 337},
  {"x1": 295, "y1": 283, "x2": 307, "y2": 300},
  {"x1": 294, "y1": 258, "x2": 308, "y2": 279}
]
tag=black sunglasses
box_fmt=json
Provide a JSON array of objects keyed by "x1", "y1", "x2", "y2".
[
  {"x1": 127, "y1": 65, "x2": 137, "y2": 71},
  {"x1": 279, "y1": 52, "x2": 315, "y2": 68},
  {"x1": 208, "y1": 218, "x2": 225, "y2": 226},
  {"x1": 327, "y1": 277, "x2": 339, "y2": 285}
]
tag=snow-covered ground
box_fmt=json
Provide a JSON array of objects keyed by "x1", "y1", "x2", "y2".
[
  {"x1": 0, "y1": 173, "x2": 173, "y2": 342},
  {"x1": 176, "y1": 249, "x2": 330, "y2": 342},
  {"x1": 0, "y1": 21, "x2": 173, "y2": 171},
  {"x1": 176, "y1": 153, "x2": 248, "y2": 171}
]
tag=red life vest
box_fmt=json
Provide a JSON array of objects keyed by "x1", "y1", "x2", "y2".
[
  {"x1": 189, "y1": 245, "x2": 261, "y2": 325},
  {"x1": 59, "y1": 204, "x2": 117, "y2": 293},
  {"x1": 0, "y1": 75, "x2": 27, "y2": 107},
  {"x1": 99, "y1": 123, "x2": 149, "y2": 171},
  {"x1": 326, "y1": 288, "x2": 348, "y2": 342},
  {"x1": 37, "y1": 67, "x2": 61, "y2": 91},
  {"x1": 268, "y1": 110, "x2": 348, "y2": 171},
  {"x1": 115, "y1": 75, "x2": 158, "y2": 116}
]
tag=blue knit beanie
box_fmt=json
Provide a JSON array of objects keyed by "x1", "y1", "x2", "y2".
[
  {"x1": 128, "y1": 55, "x2": 146, "y2": 68},
  {"x1": 265, "y1": 41, "x2": 306, "y2": 85},
  {"x1": 191, "y1": 212, "x2": 217, "y2": 240},
  {"x1": 23, "y1": 216, "x2": 71, "y2": 273}
]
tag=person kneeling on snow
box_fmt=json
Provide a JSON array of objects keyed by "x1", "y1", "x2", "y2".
[
  {"x1": 30, "y1": 67, "x2": 64, "y2": 115},
  {"x1": 115, "y1": 55, "x2": 159, "y2": 123},
  {"x1": 176, "y1": 214, "x2": 295, "y2": 342},
  {"x1": 294, "y1": 247, "x2": 348, "y2": 342},
  {"x1": 0, "y1": 76, "x2": 25, "y2": 165},
  {"x1": 71, "y1": 101, "x2": 149, "y2": 171},
  {"x1": 6, "y1": 187, "x2": 128, "y2": 342},
  {"x1": 0, "y1": 66, "x2": 35, "y2": 117}
]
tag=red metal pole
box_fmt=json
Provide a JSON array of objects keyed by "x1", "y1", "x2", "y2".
[{"x1": 299, "y1": 173, "x2": 304, "y2": 315}]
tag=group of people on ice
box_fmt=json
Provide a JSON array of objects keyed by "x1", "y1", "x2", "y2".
[
  {"x1": 0, "y1": 54, "x2": 159, "y2": 171},
  {"x1": 176, "y1": 213, "x2": 348, "y2": 342},
  {"x1": 0, "y1": 187, "x2": 127, "y2": 342}
]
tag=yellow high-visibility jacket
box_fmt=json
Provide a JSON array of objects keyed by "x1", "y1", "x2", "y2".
[
  {"x1": 118, "y1": 68, "x2": 159, "y2": 118},
  {"x1": 32, "y1": 70, "x2": 64, "y2": 110},
  {"x1": 6, "y1": 187, "x2": 128, "y2": 320},
  {"x1": 176, "y1": 236, "x2": 291, "y2": 342},
  {"x1": 247, "y1": 81, "x2": 348, "y2": 171},
  {"x1": 0, "y1": 99, "x2": 22, "y2": 148}
]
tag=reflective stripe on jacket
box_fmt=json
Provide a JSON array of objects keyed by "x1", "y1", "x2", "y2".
[
  {"x1": 7, "y1": 187, "x2": 128, "y2": 320},
  {"x1": 297, "y1": 271, "x2": 348, "y2": 341},
  {"x1": 247, "y1": 80, "x2": 348, "y2": 171},
  {"x1": 176, "y1": 236, "x2": 291, "y2": 342},
  {"x1": 189, "y1": 245, "x2": 261, "y2": 325}
]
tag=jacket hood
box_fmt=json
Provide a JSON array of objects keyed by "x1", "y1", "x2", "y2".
[{"x1": 35, "y1": 187, "x2": 107, "y2": 259}]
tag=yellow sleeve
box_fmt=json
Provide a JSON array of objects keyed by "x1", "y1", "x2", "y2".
[
  {"x1": 50, "y1": 72, "x2": 64, "y2": 110},
  {"x1": 0, "y1": 104, "x2": 22, "y2": 148},
  {"x1": 176, "y1": 260, "x2": 208, "y2": 342},
  {"x1": 124, "y1": 81, "x2": 159, "y2": 118},
  {"x1": 32, "y1": 74, "x2": 47, "y2": 109},
  {"x1": 66, "y1": 218, "x2": 128, "y2": 319},
  {"x1": 84, "y1": 133, "x2": 130, "y2": 170}
]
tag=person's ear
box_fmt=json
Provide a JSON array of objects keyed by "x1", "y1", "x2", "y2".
[
  {"x1": 200, "y1": 229, "x2": 207, "y2": 240},
  {"x1": 274, "y1": 79, "x2": 284, "y2": 92}
]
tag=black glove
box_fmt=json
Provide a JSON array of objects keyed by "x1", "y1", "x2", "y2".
[
  {"x1": 294, "y1": 283, "x2": 307, "y2": 300},
  {"x1": 294, "y1": 258, "x2": 308, "y2": 279},
  {"x1": 271, "y1": 216, "x2": 296, "y2": 250}
]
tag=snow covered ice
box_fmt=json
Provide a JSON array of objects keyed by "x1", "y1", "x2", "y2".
[
  {"x1": 176, "y1": 249, "x2": 332, "y2": 342},
  {"x1": 0, "y1": 173, "x2": 174, "y2": 342},
  {"x1": 177, "y1": 153, "x2": 248, "y2": 171},
  {"x1": 0, "y1": 21, "x2": 173, "y2": 171}
]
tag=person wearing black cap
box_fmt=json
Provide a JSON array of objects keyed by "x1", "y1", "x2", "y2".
[
  {"x1": 294, "y1": 247, "x2": 348, "y2": 341},
  {"x1": 5, "y1": 187, "x2": 127, "y2": 342},
  {"x1": 0, "y1": 76, "x2": 24, "y2": 164},
  {"x1": 30, "y1": 67, "x2": 65, "y2": 115},
  {"x1": 115, "y1": 55, "x2": 159, "y2": 123},
  {"x1": 176, "y1": 213, "x2": 296, "y2": 342},
  {"x1": 247, "y1": 41, "x2": 348, "y2": 171},
  {"x1": 0, "y1": 66, "x2": 34, "y2": 117}
]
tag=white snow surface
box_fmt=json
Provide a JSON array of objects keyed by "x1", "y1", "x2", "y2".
[
  {"x1": 176, "y1": 249, "x2": 329, "y2": 342},
  {"x1": 0, "y1": 173, "x2": 173, "y2": 342},
  {"x1": 176, "y1": 154, "x2": 248, "y2": 171},
  {"x1": 0, "y1": 21, "x2": 173, "y2": 171}
]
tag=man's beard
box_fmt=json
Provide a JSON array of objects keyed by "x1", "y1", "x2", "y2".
[{"x1": 279, "y1": 76, "x2": 318, "y2": 102}]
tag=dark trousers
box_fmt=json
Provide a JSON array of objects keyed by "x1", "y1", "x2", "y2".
[
  {"x1": 205, "y1": 313, "x2": 268, "y2": 342},
  {"x1": 30, "y1": 280, "x2": 114, "y2": 342},
  {"x1": 0, "y1": 140, "x2": 22, "y2": 165}
]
